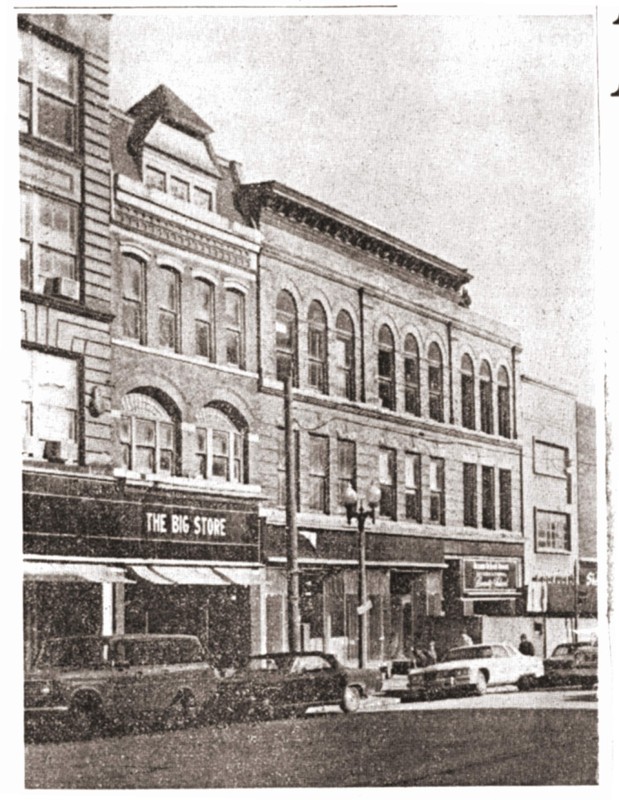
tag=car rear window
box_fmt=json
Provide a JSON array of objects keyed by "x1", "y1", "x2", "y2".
[
  {"x1": 37, "y1": 638, "x2": 107, "y2": 669},
  {"x1": 443, "y1": 646, "x2": 493, "y2": 662},
  {"x1": 113, "y1": 639, "x2": 203, "y2": 666}
]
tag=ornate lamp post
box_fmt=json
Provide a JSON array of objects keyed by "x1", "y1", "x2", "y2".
[{"x1": 343, "y1": 482, "x2": 381, "y2": 668}]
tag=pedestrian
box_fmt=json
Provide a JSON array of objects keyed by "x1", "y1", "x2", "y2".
[
  {"x1": 458, "y1": 629, "x2": 473, "y2": 647},
  {"x1": 425, "y1": 640, "x2": 438, "y2": 665},
  {"x1": 518, "y1": 633, "x2": 535, "y2": 656}
]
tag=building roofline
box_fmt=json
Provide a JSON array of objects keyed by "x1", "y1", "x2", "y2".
[{"x1": 521, "y1": 373, "x2": 577, "y2": 398}]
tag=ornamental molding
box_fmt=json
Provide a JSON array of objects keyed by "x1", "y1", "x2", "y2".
[{"x1": 115, "y1": 203, "x2": 252, "y2": 271}]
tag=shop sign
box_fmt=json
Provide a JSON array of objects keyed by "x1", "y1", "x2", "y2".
[
  {"x1": 463, "y1": 559, "x2": 518, "y2": 595},
  {"x1": 143, "y1": 507, "x2": 248, "y2": 542}
]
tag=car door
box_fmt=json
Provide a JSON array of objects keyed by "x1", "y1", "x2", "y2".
[
  {"x1": 489, "y1": 645, "x2": 514, "y2": 684},
  {"x1": 286, "y1": 655, "x2": 341, "y2": 707},
  {"x1": 109, "y1": 639, "x2": 164, "y2": 718}
]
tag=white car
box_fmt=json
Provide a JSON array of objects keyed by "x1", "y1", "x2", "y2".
[{"x1": 401, "y1": 643, "x2": 544, "y2": 701}]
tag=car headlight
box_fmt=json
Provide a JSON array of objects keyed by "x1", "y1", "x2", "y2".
[{"x1": 452, "y1": 668, "x2": 470, "y2": 678}]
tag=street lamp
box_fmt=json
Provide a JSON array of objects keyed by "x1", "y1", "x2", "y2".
[{"x1": 343, "y1": 482, "x2": 381, "y2": 668}]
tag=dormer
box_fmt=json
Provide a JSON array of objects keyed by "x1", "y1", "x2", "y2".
[{"x1": 126, "y1": 84, "x2": 222, "y2": 212}]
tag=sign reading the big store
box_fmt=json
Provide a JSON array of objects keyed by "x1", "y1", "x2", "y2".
[
  {"x1": 143, "y1": 508, "x2": 235, "y2": 539},
  {"x1": 462, "y1": 558, "x2": 519, "y2": 595}
]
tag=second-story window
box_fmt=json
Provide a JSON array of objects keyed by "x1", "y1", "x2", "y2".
[
  {"x1": 121, "y1": 254, "x2": 145, "y2": 342},
  {"x1": 225, "y1": 289, "x2": 245, "y2": 368},
  {"x1": 308, "y1": 300, "x2": 328, "y2": 393},
  {"x1": 308, "y1": 434, "x2": 329, "y2": 513},
  {"x1": 378, "y1": 324, "x2": 395, "y2": 410},
  {"x1": 120, "y1": 392, "x2": 177, "y2": 476},
  {"x1": 497, "y1": 366, "x2": 511, "y2": 438},
  {"x1": 337, "y1": 439, "x2": 356, "y2": 505},
  {"x1": 428, "y1": 343, "x2": 444, "y2": 422},
  {"x1": 195, "y1": 406, "x2": 246, "y2": 483},
  {"x1": 19, "y1": 29, "x2": 78, "y2": 150},
  {"x1": 379, "y1": 447, "x2": 397, "y2": 519},
  {"x1": 461, "y1": 354, "x2": 475, "y2": 429},
  {"x1": 275, "y1": 290, "x2": 298, "y2": 384},
  {"x1": 157, "y1": 267, "x2": 179, "y2": 351},
  {"x1": 463, "y1": 462, "x2": 477, "y2": 527},
  {"x1": 482, "y1": 465, "x2": 495, "y2": 529},
  {"x1": 334, "y1": 310, "x2": 355, "y2": 400},
  {"x1": 194, "y1": 278, "x2": 214, "y2": 360},
  {"x1": 405, "y1": 452, "x2": 421, "y2": 522},
  {"x1": 404, "y1": 334, "x2": 421, "y2": 416},
  {"x1": 499, "y1": 469, "x2": 512, "y2": 530},
  {"x1": 429, "y1": 457, "x2": 445, "y2": 524},
  {"x1": 480, "y1": 360, "x2": 494, "y2": 434}
]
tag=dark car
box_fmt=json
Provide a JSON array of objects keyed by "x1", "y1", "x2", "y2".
[
  {"x1": 541, "y1": 642, "x2": 598, "y2": 689},
  {"x1": 25, "y1": 634, "x2": 220, "y2": 738},
  {"x1": 205, "y1": 651, "x2": 383, "y2": 722}
]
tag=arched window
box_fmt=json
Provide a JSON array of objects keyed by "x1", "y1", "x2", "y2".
[
  {"x1": 156, "y1": 266, "x2": 180, "y2": 351},
  {"x1": 194, "y1": 277, "x2": 214, "y2": 360},
  {"x1": 377, "y1": 324, "x2": 395, "y2": 410},
  {"x1": 275, "y1": 290, "x2": 298, "y2": 384},
  {"x1": 195, "y1": 405, "x2": 246, "y2": 483},
  {"x1": 497, "y1": 366, "x2": 511, "y2": 438},
  {"x1": 120, "y1": 391, "x2": 179, "y2": 476},
  {"x1": 225, "y1": 289, "x2": 245, "y2": 368},
  {"x1": 334, "y1": 310, "x2": 355, "y2": 400},
  {"x1": 461, "y1": 354, "x2": 475, "y2": 430},
  {"x1": 480, "y1": 360, "x2": 494, "y2": 434},
  {"x1": 404, "y1": 334, "x2": 420, "y2": 416},
  {"x1": 307, "y1": 300, "x2": 328, "y2": 393},
  {"x1": 121, "y1": 254, "x2": 146, "y2": 343},
  {"x1": 428, "y1": 343, "x2": 444, "y2": 422}
]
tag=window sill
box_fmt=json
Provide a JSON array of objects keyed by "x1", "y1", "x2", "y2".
[
  {"x1": 112, "y1": 339, "x2": 259, "y2": 378},
  {"x1": 21, "y1": 290, "x2": 114, "y2": 322}
]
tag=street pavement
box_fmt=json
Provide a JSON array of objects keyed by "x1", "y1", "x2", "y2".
[{"x1": 25, "y1": 687, "x2": 598, "y2": 788}]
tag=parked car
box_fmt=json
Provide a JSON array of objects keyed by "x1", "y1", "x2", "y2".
[
  {"x1": 401, "y1": 643, "x2": 544, "y2": 701},
  {"x1": 540, "y1": 642, "x2": 598, "y2": 689},
  {"x1": 25, "y1": 634, "x2": 220, "y2": 738},
  {"x1": 204, "y1": 651, "x2": 383, "y2": 722}
]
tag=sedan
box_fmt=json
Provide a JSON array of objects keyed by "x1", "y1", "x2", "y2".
[
  {"x1": 540, "y1": 643, "x2": 598, "y2": 689},
  {"x1": 401, "y1": 643, "x2": 544, "y2": 701},
  {"x1": 204, "y1": 651, "x2": 383, "y2": 722}
]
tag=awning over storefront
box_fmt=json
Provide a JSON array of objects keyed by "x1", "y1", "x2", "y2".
[
  {"x1": 130, "y1": 565, "x2": 263, "y2": 586},
  {"x1": 23, "y1": 561, "x2": 132, "y2": 583}
]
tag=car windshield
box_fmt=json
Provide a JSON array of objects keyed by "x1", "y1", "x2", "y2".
[
  {"x1": 37, "y1": 638, "x2": 108, "y2": 669},
  {"x1": 442, "y1": 646, "x2": 493, "y2": 662},
  {"x1": 551, "y1": 644, "x2": 575, "y2": 657}
]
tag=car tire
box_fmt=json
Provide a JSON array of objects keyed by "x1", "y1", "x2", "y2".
[
  {"x1": 474, "y1": 671, "x2": 488, "y2": 696},
  {"x1": 341, "y1": 685, "x2": 362, "y2": 713},
  {"x1": 166, "y1": 690, "x2": 198, "y2": 730},
  {"x1": 69, "y1": 698, "x2": 105, "y2": 739},
  {"x1": 517, "y1": 675, "x2": 537, "y2": 692}
]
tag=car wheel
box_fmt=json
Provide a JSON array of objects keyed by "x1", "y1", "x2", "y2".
[
  {"x1": 474, "y1": 671, "x2": 488, "y2": 696},
  {"x1": 69, "y1": 698, "x2": 104, "y2": 739},
  {"x1": 166, "y1": 690, "x2": 198, "y2": 730},
  {"x1": 341, "y1": 685, "x2": 362, "y2": 713},
  {"x1": 517, "y1": 675, "x2": 537, "y2": 692}
]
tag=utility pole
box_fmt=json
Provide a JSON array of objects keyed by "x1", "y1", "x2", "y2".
[{"x1": 284, "y1": 370, "x2": 301, "y2": 652}]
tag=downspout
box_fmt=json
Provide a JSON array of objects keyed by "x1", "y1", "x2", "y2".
[
  {"x1": 447, "y1": 322, "x2": 454, "y2": 425},
  {"x1": 358, "y1": 287, "x2": 366, "y2": 403}
]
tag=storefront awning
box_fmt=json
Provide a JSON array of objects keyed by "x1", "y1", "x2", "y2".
[
  {"x1": 23, "y1": 561, "x2": 133, "y2": 583},
  {"x1": 130, "y1": 565, "x2": 263, "y2": 586}
]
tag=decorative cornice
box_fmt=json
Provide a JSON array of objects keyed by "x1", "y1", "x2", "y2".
[
  {"x1": 115, "y1": 203, "x2": 252, "y2": 271},
  {"x1": 237, "y1": 182, "x2": 472, "y2": 297}
]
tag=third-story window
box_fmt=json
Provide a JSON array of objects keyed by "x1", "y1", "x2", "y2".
[
  {"x1": 308, "y1": 434, "x2": 329, "y2": 513},
  {"x1": 463, "y1": 462, "x2": 478, "y2": 527},
  {"x1": 404, "y1": 334, "x2": 421, "y2": 416},
  {"x1": 194, "y1": 278, "x2": 214, "y2": 360},
  {"x1": 334, "y1": 310, "x2": 355, "y2": 400},
  {"x1": 499, "y1": 469, "x2": 512, "y2": 530},
  {"x1": 121, "y1": 254, "x2": 145, "y2": 342},
  {"x1": 429, "y1": 457, "x2": 445, "y2": 524},
  {"x1": 379, "y1": 447, "x2": 397, "y2": 519},
  {"x1": 482, "y1": 465, "x2": 495, "y2": 529},
  {"x1": 308, "y1": 300, "x2": 328, "y2": 393},
  {"x1": 461, "y1": 354, "x2": 476, "y2": 429},
  {"x1": 157, "y1": 267, "x2": 179, "y2": 351},
  {"x1": 497, "y1": 366, "x2": 511, "y2": 438},
  {"x1": 378, "y1": 324, "x2": 396, "y2": 410},
  {"x1": 428, "y1": 343, "x2": 444, "y2": 422},
  {"x1": 480, "y1": 360, "x2": 494, "y2": 434},
  {"x1": 405, "y1": 452, "x2": 422, "y2": 522},
  {"x1": 337, "y1": 439, "x2": 356, "y2": 505},
  {"x1": 225, "y1": 289, "x2": 245, "y2": 368},
  {"x1": 275, "y1": 290, "x2": 298, "y2": 384},
  {"x1": 19, "y1": 30, "x2": 78, "y2": 150}
]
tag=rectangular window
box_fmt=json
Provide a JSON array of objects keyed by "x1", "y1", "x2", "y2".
[
  {"x1": 378, "y1": 351, "x2": 395, "y2": 410},
  {"x1": 122, "y1": 416, "x2": 174, "y2": 476},
  {"x1": 535, "y1": 510, "x2": 571, "y2": 552},
  {"x1": 429, "y1": 457, "x2": 445, "y2": 524},
  {"x1": 194, "y1": 279, "x2": 214, "y2": 360},
  {"x1": 196, "y1": 427, "x2": 243, "y2": 483},
  {"x1": 499, "y1": 469, "x2": 512, "y2": 531},
  {"x1": 22, "y1": 348, "x2": 78, "y2": 461},
  {"x1": 534, "y1": 441, "x2": 568, "y2": 478},
  {"x1": 461, "y1": 374, "x2": 475, "y2": 429},
  {"x1": 158, "y1": 268, "x2": 179, "y2": 351},
  {"x1": 308, "y1": 434, "x2": 329, "y2": 513},
  {"x1": 404, "y1": 357, "x2": 420, "y2": 416},
  {"x1": 277, "y1": 428, "x2": 300, "y2": 508},
  {"x1": 122, "y1": 255, "x2": 144, "y2": 342},
  {"x1": 19, "y1": 30, "x2": 78, "y2": 150},
  {"x1": 379, "y1": 448, "x2": 397, "y2": 519},
  {"x1": 225, "y1": 289, "x2": 245, "y2": 368},
  {"x1": 482, "y1": 465, "x2": 496, "y2": 529},
  {"x1": 405, "y1": 453, "x2": 421, "y2": 522},
  {"x1": 21, "y1": 188, "x2": 78, "y2": 294},
  {"x1": 170, "y1": 176, "x2": 190, "y2": 202},
  {"x1": 337, "y1": 439, "x2": 356, "y2": 506},
  {"x1": 193, "y1": 187, "x2": 213, "y2": 210},
  {"x1": 145, "y1": 166, "x2": 166, "y2": 192},
  {"x1": 463, "y1": 463, "x2": 477, "y2": 527}
]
